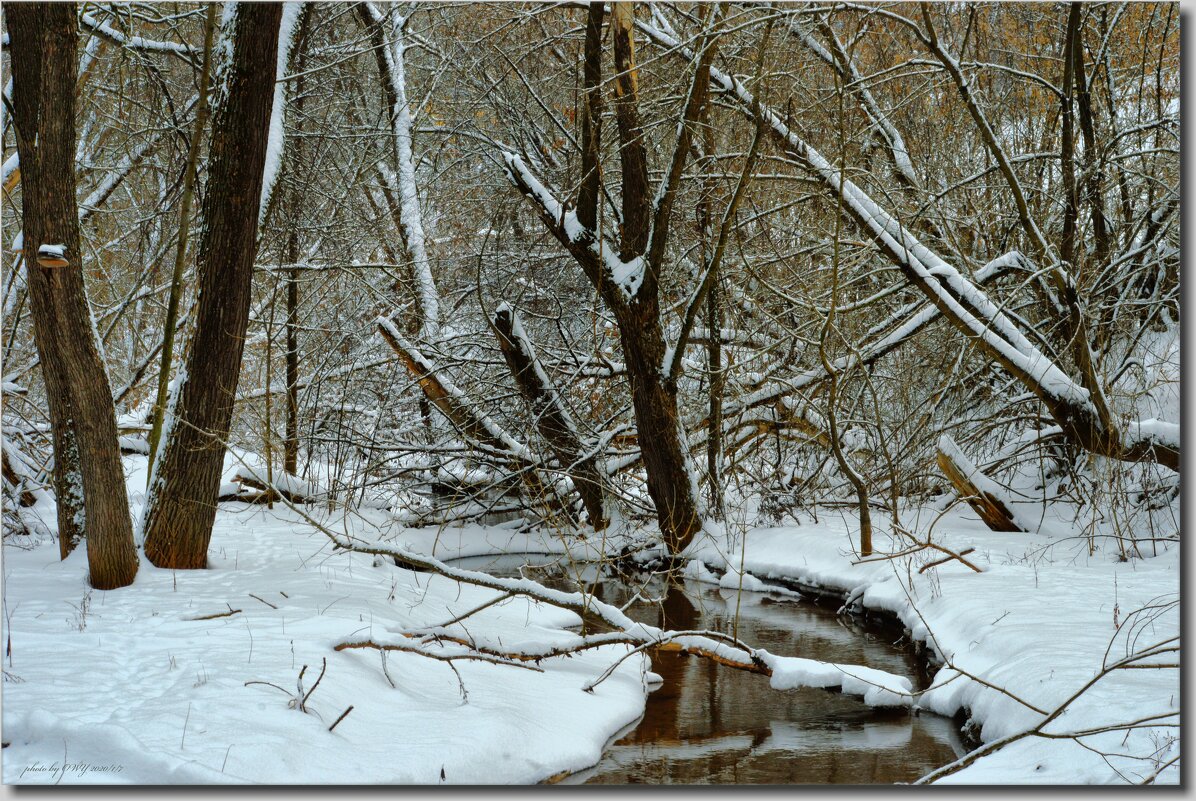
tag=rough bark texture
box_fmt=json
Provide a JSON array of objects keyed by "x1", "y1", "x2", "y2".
[
  {"x1": 610, "y1": 2, "x2": 650, "y2": 259},
  {"x1": 576, "y1": 2, "x2": 604, "y2": 232},
  {"x1": 283, "y1": 11, "x2": 311, "y2": 476},
  {"x1": 491, "y1": 305, "x2": 608, "y2": 530},
  {"x1": 622, "y1": 321, "x2": 703, "y2": 553},
  {"x1": 7, "y1": 3, "x2": 139, "y2": 587},
  {"x1": 142, "y1": 4, "x2": 282, "y2": 569}
]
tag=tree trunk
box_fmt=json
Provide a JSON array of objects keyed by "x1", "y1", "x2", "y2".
[
  {"x1": 7, "y1": 3, "x2": 138, "y2": 588},
  {"x1": 283, "y1": 11, "x2": 311, "y2": 477},
  {"x1": 284, "y1": 258, "x2": 300, "y2": 475},
  {"x1": 377, "y1": 319, "x2": 563, "y2": 516},
  {"x1": 142, "y1": 4, "x2": 282, "y2": 569},
  {"x1": 147, "y1": 3, "x2": 218, "y2": 479},
  {"x1": 621, "y1": 316, "x2": 703, "y2": 554},
  {"x1": 491, "y1": 304, "x2": 608, "y2": 530},
  {"x1": 936, "y1": 437, "x2": 1024, "y2": 533}
]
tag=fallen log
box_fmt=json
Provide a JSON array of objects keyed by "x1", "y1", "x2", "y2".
[
  {"x1": 1, "y1": 441, "x2": 38, "y2": 507},
  {"x1": 936, "y1": 435, "x2": 1024, "y2": 532},
  {"x1": 491, "y1": 303, "x2": 608, "y2": 530},
  {"x1": 377, "y1": 318, "x2": 570, "y2": 522}
]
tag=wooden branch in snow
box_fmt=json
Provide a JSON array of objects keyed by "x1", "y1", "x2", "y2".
[
  {"x1": 936, "y1": 436, "x2": 1023, "y2": 533},
  {"x1": 377, "y1": 317, "x2": 565, "y2": 517},
  {"x1": 1, "y1": 440, "x2": 38, "y2": 507},
  {"x1": 301, "y1": 518, "x2": 916, "y2": 708}
]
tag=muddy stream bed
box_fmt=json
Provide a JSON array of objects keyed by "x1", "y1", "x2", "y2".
[{"x1": 450, "y1": 555, "x2": 964, "y2": 785}]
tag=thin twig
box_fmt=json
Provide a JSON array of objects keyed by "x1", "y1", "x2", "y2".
[{"x1": 328, "y1": 705, "x2": 354, "y2": 732}]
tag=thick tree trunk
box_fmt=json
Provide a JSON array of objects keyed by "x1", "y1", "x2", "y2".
[
  {"x1": 500, "y1": 4, "x2": 711, "y2": 554},
  {"x1": 142, "y1": 4, "x2": 282, "y2": 569},
  {"x1": 7, "y1": 3, "x2": 138, "y2": 588},
  {"x1": 491, "y1": 304, "x2": 608, "y2": 530},
  {"x1": 621, "y1": 316, "x2": 702, "y2": 554}
]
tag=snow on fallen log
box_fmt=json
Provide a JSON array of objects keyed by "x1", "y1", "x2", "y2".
[
  {"x1": 377, "y1": 317, "x2": 569, "y2": 518},
  {"x1": 312, "y1": 520, "x2": 914, "y2": 709},
  {"x1": 1, "y1": 436, "x2": 40, "y2": 507},
  {"x1": 936, "y1": 435, "x2": 1024, "y2": 533},
  {"x1": 230, "y1": 464, "x2": 314, "y2": 504},
  {"x1": 491, "y1": 302, "x2": 608, "y2": 529}
]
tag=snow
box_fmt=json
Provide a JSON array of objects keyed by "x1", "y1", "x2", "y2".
[
  {"x1": 362, "y1": 3, "x2": 440, "y2": 341},
  {"x1": 2, "y1": 154, "x2": 17, "y2": 186},
  {"x1": 758, "y1": 652, "x2": 913, "y2": 708},
  {"x1": 500, "y1": 152, "x2": 647, "y2": 302},
  {"x1": 683, "y1": 506, "x2": 1180, "y2": 784},
  {"x1": 258, "y1": 2, "x2": 304, "y2": 227},
  {"x1": 5, "y1": 457, "x2": 650, "y2": 785},
  {"x1": 79, "y1": 12, "x2": 196, "y2": 60},
  {"x1": 1124, "y1": 418, "x2": 1179, "y2": 451}
]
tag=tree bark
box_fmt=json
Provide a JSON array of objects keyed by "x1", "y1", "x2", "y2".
[
  {"x1": 500, "y1": 6, "x2": 714, "y2": 554},
  {"x1": 147, "y1": 3, "x2": 218, "y2": 478},
  {"x1": 142, "y1": 4, "x2": 282, "y2": 569},
  {"x1": 7, "y1": 3, "x2": 138, "y2": 588},
  {"x1": 377, "y1": 320, "x2": 561, "y2": 515},
  {"x1": 936, "y1": 437, "x2": 1023, "y2": 533},
  {"x1": 610, "y1": 2, "x2": 650, "y2": 259},
  {"x1": 622, "y1": 320, "x2": 703, "y2": 554},
  {"x1": 491, "y1": 304, "x2": 608, "y2": 530}
]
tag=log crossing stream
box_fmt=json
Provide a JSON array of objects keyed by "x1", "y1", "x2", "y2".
[{"x1": 451, "y1": 555, "x2": 964, "y2": 785}]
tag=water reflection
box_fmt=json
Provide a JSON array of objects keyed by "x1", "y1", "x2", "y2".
[{"x1": 448, "y1": 555, "x2": 963, "y2": 785}]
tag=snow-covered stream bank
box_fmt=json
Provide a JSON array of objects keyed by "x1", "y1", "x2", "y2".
[{"x1": 681, "y1": 509, "x2": 1180, "y2": 784}]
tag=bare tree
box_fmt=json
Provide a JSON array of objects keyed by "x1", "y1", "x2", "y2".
[
  {"x1": 142, "y1": 3, "x2": 283, "y2": 569},
  {"x1": 6, "y1": 2, "x2": 138, "y2": 589}
]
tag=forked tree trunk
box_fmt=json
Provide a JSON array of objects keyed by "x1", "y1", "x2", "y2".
[
  {"x1": 7, "y1": 3, "x2": 138, "y2": 588},
  {"x1": 491, "y1": 304, "x2": 608, "y2": 530},
  {"x1": 501, "y1": 1, "x2": 713, "y2": 555},
  {"x1": 142, "y1": 4, "x2": 282, "y2": 569}
]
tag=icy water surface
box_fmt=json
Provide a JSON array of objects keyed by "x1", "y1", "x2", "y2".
[{"x1": 450, "y1": 555, "x2": 964, "y2": 785}]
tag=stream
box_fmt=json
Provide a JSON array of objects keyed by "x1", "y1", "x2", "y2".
[{"x1": 449, "y1": 555, "x2": 964, "y2": 785}]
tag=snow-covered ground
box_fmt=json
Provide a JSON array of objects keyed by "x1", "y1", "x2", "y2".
[
  {"x1": 2, "y1": 457, "x2": 650, "y2": 784},
  {"x1": 684, "y1": 504, "x2": 1180, "y2": 785},
  {"x1": 2, "y1": 454, "x2": 1180, "y2": 785}
]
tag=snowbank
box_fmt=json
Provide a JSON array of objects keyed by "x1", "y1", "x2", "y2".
[{"x1": 685, "y1": 508, "x2": 1180, "y2": 784}]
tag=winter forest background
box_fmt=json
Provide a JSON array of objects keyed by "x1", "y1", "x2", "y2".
[{"x1": 0, "y1": 0, "x2": 1180, "y2": 786}]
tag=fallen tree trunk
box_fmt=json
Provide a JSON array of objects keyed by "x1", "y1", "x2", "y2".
[
  {"x1": 936, "y1": 436, "x2": 1024, "y2": 533},
  {"x1": 377, "y1": 317, "x2": 567, "y2": 521},
  {"x1": 490, "y1": 303, "x2": 608, "y2": 530}
]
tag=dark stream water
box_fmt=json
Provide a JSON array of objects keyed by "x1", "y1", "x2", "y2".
[{"x1": 450, "y1": 555, "x2": 964, "y2": 785}]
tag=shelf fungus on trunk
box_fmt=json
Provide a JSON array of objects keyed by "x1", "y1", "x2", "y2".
[{"x1": 36, "y1": 243, "x2": 69, "y2": 268}]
